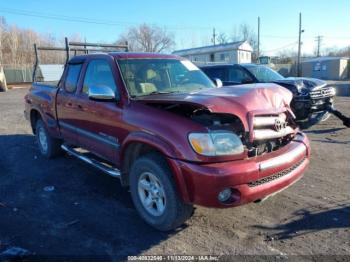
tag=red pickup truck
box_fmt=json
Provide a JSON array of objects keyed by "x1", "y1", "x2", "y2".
[{"x1": 25, "y1": 42, "x2": 310, "y2": 231}]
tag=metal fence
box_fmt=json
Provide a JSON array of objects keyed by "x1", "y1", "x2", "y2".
[{"x1": 3, "y1": 65, "x2": 33, "y2": 83}]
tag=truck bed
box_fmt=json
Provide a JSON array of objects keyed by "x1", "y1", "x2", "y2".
[{"x1": 25, "y1": 82, "x2": 59, "y2": 133}]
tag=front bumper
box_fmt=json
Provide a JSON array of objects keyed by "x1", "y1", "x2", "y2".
[
  {"x1": 293, "y1": 85, "x2": 336, "y2": 122},
  {"x1": 170, "y1": 132, "x2": 310, "y2": 208}
]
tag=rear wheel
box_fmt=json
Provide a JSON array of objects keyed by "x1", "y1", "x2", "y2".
[
  {"x1": 129, "y1": 153, "x2": 193, "y2": 231},
  {"x1": 35, "y1": 119, "x2": 61, "y2": 159}
]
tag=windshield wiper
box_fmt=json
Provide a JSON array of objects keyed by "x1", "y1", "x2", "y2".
[{"x1": 138, "y1": 90, "x2": 180, "y2": 97}]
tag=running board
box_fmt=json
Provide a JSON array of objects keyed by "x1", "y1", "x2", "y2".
[{"x1": 61, "y1": 144, "x2": 121, "y2": 178}]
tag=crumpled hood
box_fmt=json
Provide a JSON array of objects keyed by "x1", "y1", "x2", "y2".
[
  {"x1": 136, "y1": 83, "x2": 294, "y2": 130},
  {"x1": 274, "y1": 77, "x2": 327, "y2": 91}
]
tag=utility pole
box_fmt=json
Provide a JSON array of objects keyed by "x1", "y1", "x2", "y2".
[
  {"x1": 212, "y1": 28, "x2": 216, "y2": 45},
  {"x1": 297, "y1": 12, "x2": 304, "y2": 77},
  {"x1": 315, "y1": 35, "x2": 323, "y2": 57},
  {"x1": 257, "y1": 16, "x2": 260, "y2": 60}
]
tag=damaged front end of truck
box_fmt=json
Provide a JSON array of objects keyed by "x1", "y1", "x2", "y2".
[{"x1": 135, "y1": 83, "x2": 303, "y2": 161}]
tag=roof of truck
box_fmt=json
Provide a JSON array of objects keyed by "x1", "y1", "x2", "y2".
[
  {"x1": 110, "y1": 52, "x2": 181, "y2": 60},
  {"x1": 68, "y1": 52, "x2": 182, "y2": 64}
]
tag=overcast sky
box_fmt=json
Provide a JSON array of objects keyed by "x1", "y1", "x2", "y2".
[{"x1": 1, "y1": 0, "x2": 350, "y2": 56}]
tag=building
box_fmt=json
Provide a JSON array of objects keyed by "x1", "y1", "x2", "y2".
[
  {"x1": 301, "y1": 57, "x2": 349, "y2": 80},
  {"x1": 36, "y1": 64, "x2": 64, "y2": 82},
  {"x1": 173, "y1": 41, "x2": 253, "y2": 64}
]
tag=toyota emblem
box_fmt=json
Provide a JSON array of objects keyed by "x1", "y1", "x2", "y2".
[{"x1": 274, "y1": 119, "x2": 286, "y2": 132}]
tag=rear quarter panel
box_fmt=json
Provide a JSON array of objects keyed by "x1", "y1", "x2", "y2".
[{"x1": 25, "y1": 83, "x2": 60, "y2": 137}]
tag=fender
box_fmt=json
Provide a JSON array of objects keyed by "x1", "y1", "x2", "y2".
[
  {"x1": 29, "y1": 106, "x2": 60, "y2": 138},
  {"x1": 120, "y1": 131, "x2": 191, "y2": 202},
  {"x1": 121, "y1": 131, "x2": 179, "y2": 159}
]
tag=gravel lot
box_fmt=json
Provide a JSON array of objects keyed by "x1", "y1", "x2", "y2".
[{"x1": 0, "y1": 88, "x2": 349, "y2": 259}]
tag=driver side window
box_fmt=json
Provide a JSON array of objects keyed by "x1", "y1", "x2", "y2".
[
  {"x1": 82, "y1": 59, "x2": 117, "y2": 95},
  {"x1": 228, "y1": 68, "x2": 253, "y2": 83}
]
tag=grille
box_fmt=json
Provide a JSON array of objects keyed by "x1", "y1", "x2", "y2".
[
  {"x1": 253, "y1": 112, "x2": 294, "y2": 141},
  {"x1": 247, "y1": 157, "x2": 306, "y2": 187},
  {"x1": 309, "y1": 87, "x2": 335, "y2": 99}
]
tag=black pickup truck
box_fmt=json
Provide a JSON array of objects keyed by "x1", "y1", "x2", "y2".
[{"x1": 201, "y1": 64, "x2": 350, "y2": 128}]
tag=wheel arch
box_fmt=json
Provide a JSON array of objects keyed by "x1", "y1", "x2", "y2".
[
  {"x1": 30, "y1": 109, "x2": 43, "y2": 134},
  {"x1": 120, "y1": 132, "x2": 190, "y2": 203}
]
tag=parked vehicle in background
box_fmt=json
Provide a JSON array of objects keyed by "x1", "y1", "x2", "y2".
[
  {"x1": 25, "y1": 40, "x2": 310, "y2": 231},
  {"x1": 201, "y1": 64, "x2": 350, "y2": 128},
  {"x1": 0, "y1": 66, "x2": 8, "y2": 92}
]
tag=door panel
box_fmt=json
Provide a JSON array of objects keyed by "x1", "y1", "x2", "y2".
[
  {"x1": 56, "y1": 63, "x2": 83, "y2": 145},
  {"x1": 73, "y1": 96, "x2": 122, "y2": 163},
  {"x1": 73, "y1": 59, "x2": 123, "y2": 164}
]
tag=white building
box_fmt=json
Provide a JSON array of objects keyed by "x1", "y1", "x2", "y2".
[
  {"x1": 173, "y1": 41, "x2": 253, "y2": 64},
  {"x1": 301, "y1": 57, "x2": 349, "y2": 80}
]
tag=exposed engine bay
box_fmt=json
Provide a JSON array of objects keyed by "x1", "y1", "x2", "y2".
[{"x1": 146, "y1": 102, "x2": 298, "y2": 157}]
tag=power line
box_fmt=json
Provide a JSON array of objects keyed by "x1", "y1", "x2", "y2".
[
  {"x1": 263, "y1": 41, "x2": 298, "y2": 53},
  {"x1": 322, "y1": 35, "x2": 350, "y2": 40},
  {"x1": 261, "y1": 34, "x2": 296, "y2": 39},
  {"x1": 0, "y1": 7, "x2": 211, "y2": 31},
  {"x1": 2, "y1": 7, "x2": 350, "y2": 44}
]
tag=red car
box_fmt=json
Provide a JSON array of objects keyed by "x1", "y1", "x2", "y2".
[{"x1": 25, "y1": 41, "x2": 310, "y2": 231}]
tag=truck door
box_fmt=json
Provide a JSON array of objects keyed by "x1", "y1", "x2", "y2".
[
  {"x1": 73, "y1": 58, "x2": 122, "y2": 164},
  {"x1": 56, "y1": 62, "x2": 83, "y2": 145}
]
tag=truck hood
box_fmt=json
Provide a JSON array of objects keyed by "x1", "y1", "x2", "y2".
[
  {"x1": 136, "y1": 83, "x2": 294, "y2": 130},
  {"x1": 273, "y1": 77, "x2": 327, "y2": 91}
]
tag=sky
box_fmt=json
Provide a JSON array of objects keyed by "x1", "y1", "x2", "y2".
[{"x1": 1, "y1": 0, "x2": 350, "y2": 56}]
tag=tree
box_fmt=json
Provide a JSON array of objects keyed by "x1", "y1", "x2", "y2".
[
  {"x1": 117, "y1": 23, "x2": 175, "y2": 53},
  {"x1": 277, "y1": 49, "x2": 297, "y2": 64},
  {"x1": 238, "y1": 23, "x2": 257, "y2": 51},
  {"x1": 230, "y1": 23, "x2": 258, "y2": 60},
  {"x1": 216, "y1": 33, "x2": 228, "y2": 45}
]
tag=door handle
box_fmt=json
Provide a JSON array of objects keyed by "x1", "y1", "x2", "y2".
[{"x1": 77, "y1": 104, "x2": 83, "y2": 110}]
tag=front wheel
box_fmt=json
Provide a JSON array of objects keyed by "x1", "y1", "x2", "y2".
[{"x1": 129, "y1": 153, "x2": 193, "y2": 231}]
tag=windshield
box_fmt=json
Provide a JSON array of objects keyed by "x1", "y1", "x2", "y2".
[
  {"x1": 117, "y1": 59, "x2": 215, "y2": 97},
  {"x1": 244, "y1": 65, "x2": 285, "y2": 82}
]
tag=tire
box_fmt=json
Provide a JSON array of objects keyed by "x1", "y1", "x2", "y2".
[
  {"x1": 0, "y1": 82, "x2": 7, "y2": 92},
  {"x1": 35, "y1": 119, "x2": 62, "y2": 159},
  {"x1": 129, "y1": 153, "x2": 193, "y2": 231}
]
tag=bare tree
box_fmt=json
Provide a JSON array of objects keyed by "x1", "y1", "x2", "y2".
[
  {"x1": 277, "y1": 49, "x2": 297, "y2": 63},
  {"x1": 323, "y1": 46, "x2": 350, "y2": 57},
  {"x1": 117, "y1": 23, "x2": 175, "y2": 53},
  {"x1": 229, "y1": 23, "x2": 258, "y2": 60},
  {"x1": 216, "y1": 33, "x2": 228, "y2": 45},
  {"x1": 0, "y1": 19, "x2": 83, "y2": 68},
  {"x1": 238, "y1": 23, "x2": 258, "y2": 50},
  {"x1": 229, "y1": 23, "x2": 257, "y2": 47}
]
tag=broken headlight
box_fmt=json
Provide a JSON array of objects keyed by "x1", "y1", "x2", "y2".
[
  {"x1": 296, "y1": 83, "x2": 309, "y2": 96},
  {"x1": 188, "y1": 131, "x2": 244, "y2": 156}
]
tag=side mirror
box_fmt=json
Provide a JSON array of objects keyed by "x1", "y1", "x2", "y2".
[
  {"x1": 213, "y1": 78, "x2": 223, "y2": 88},
  {"x1": 241, "y1": 78, "x2": 254, "y2": 84},
  {"x1": 88, "y1": 85, "x2": 115, "y2": 101}
]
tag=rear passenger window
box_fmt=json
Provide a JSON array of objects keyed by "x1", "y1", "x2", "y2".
[
  {"x1": 82, "y1": 60, "x2": 117, "y2": 94},
  {"x1": 65, "y1": 64, "x2": 82, "y2": 93}
]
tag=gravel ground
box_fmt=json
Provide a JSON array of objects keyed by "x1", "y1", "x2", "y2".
[{"x1": 0, "y1": 88, "x2": 349, "y2": 260}]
